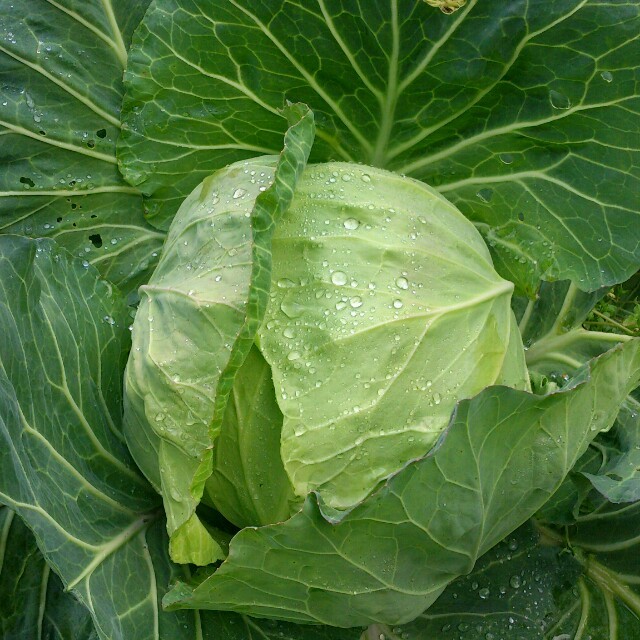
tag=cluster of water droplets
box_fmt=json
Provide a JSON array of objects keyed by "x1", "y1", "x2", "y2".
[{"x1": 262, "y1": 164, "x2": 465, "y2": 438}]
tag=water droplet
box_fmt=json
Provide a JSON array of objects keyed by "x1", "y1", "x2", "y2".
[
  {"x1": 499, "y1": 153, "x2": 513, "y2": 165},
  {"x1": 287, "y1": 350, "x2": 301, "y2": 361},
  {"x1": 600, "y1": 71, "x2": 613, "y2": 83},
  {"x1": 103, "y1": 315, "x2": 115, "y2": 325},
  {"x1": 476, "y1": 188, "x2": 494, "y2": 203},
  {"x1": 335, "y1": 300, "x2": 347, "y2": 311},
  {"x1": 549, "y1": 90, "x2": 571, "y2": 110},
  {"x1": 341, "y1": 173, "x2": 352, "y2": 182},
  {"x1": 283, "y1": 327, "x2": 295, "y2": 339},
  {"x1": 155, "y1": 413, "x2": 165, "y2": 422},
  {"x1": 396, "y1": 276, "x2": 409, "y2": 290},
  {"x1": 277, "y1": 278, "x2": 296, "y2": 288},
  {"x1": 393, "y1": 299, "x2": 403, "y2": 309},
  {"x1": 280, "y1": 299, "x2": 304, "y2": 319},
  {"x1": 343, "y1": 218, "x2": 359, "y2": 230},
  {"x1": 350, "y1": 296, "x2": 363, "y2": 308},
  {"x1": 232, "y1": 188, "x2": 247, "y2": 199},
  {"x1": 509, "y1": 575, "x2": 521, "y2": 589},
  {"x1": 478, "y1": 587, "x2": 490, "y2": 599},
  {"x1": 432, "y1": 392, "x2": 442, "y2": 405},
  {"x1": 331, "y1": 271, "x2": 347, "y2": 286},
  {"x1": 361, "y1": 174, "x2": 371, "y2": 183}
]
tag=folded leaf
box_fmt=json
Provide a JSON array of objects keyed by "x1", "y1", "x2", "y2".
[
  {"x1": 123, "y1": 104, "x2": 315, "y2": 564},
  {"x1": 205, "y1": 345, "x2": 296, "y2": 528}
]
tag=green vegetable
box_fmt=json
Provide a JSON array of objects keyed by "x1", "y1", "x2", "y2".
[{"x1": 0, "y1": 1, "x2": 639, "y2": 639}]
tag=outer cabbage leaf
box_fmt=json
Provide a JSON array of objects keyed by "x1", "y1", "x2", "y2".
[
  {"x1": 258, "y1": 162, "x2": 529, "y2": 508},
  {"x1": 123, "y1": 105, "x2": 314, "y2": 564},
  {"x1": 374, "y1": 521, "x2": 579, "y2": 640},
  {"x1": 541, "y1": 498, "x2": 640, "y2": 638},
  {"x1": 119, "y1": 0, "x2": 640, "y2": 294},
  {"x1": 0, "y1": 506, "x2": 98, "y2": 640},
  {"x1": 0, "y1": 0, "x2": 163, "y2": 299},
  {"x1": 0, "y1": 235, "x2": 164, "y2": 639},
  {"x1": 165, "y1": 339, "x2": 640, "y2": 627}
]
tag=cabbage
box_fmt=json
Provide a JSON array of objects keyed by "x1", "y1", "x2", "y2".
[{"x1": 124, "y1": 157, "x2": 529, "y2": 548}]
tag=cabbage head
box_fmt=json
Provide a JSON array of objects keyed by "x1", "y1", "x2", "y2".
[{"x1": 124, "y1": 158, "x2": 529, "y2": 560}]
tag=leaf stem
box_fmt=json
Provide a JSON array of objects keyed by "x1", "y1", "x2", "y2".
[
  {"x1": 550, "y1": 282, "x2": 580, "y2": 335},
  {"x1": 518, "y1": 297, "x2": 536, "y2": 335},
  {"x1": 525, "y1": 329, "x2": 630, "y2": 367},
  {"x1": 371, "y1": 0, "x2": 399, "y2": 166},
  {"x1": 589, "y1": 310, "x2": 636, "y2": 336},
  {"x1": 584, "y1": 555, "x2": 640, "y2": 618}
]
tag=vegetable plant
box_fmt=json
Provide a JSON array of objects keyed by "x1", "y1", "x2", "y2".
[{"x1": 0, "y1": 1, "x2": 639, "y2": 639}]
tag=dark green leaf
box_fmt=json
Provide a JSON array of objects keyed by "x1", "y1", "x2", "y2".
[
  {"x1": 366, "y1": 522, "x2": 579, "y2": 640},
  {"x1": 119, "y1": 0, "x2": 640, "y2": 293},
  {"x1": 0, "y1": 0, "x2": 163, "y2": 298},
  {"x1": 542, "y1": 500, "x2": 640, "y2": 639},
  {"x1": 0, "y1": 506, "x2": 98, "y2": 640},
  {"x1": 0, "y1": 235, "x2": 236, "y2": 640}
]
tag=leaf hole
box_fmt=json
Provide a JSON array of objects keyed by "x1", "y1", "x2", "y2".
[
  {"x1": 88, "y1": 233, "x2": 103, "y2": 248},
  {"x1": 19, "y1": 176, "x2": 35, "y2": 188}
]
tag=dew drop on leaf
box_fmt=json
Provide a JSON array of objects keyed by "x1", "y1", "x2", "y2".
[
  {"x1": 280, "y1": 299, "x2": 304, "y2": 319},
  {"x1": 331, "y1": 271, "x2": 347, "y2": 286},
  {"x1": 549, "y1": 89, "x2": 571, "y2": 109},
  {"x1": 476, "y1": 188, "x2": 494, "y2": 203}
]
